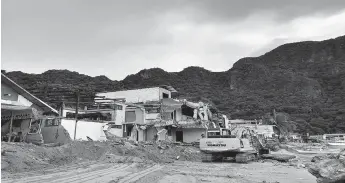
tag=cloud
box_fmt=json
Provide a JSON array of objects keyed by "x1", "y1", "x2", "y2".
[
  {"x1": 250, "y1": 10, "x2": 345, "y2": 57},
  {"x1": 2, "y1": 0, "x2": 345, "y2": 80}
]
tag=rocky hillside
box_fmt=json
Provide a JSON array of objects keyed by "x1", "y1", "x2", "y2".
[{"x1": 4, "y1": 36, "x2": 345, "y2": 134}]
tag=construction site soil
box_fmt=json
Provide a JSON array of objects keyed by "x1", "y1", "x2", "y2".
[
  {"x1": 1, "y1": 141, "x2": 200, "y2": 175},
  {"x1": 1, "y1": 141, "x2": 341, "y2": 183}
]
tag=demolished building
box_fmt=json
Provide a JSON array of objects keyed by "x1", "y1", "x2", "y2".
[
  {"x1": 228, "y1": 119, "x2": 280, "y2": 138},
  {"x1": 1, "y1": 73, "x2": 69, "y2": 144},
  {"x1": 96, "y1": 86, "x2": 222, "y2": 143},
  {"x1": 59, "y1": 98, "x2": 126, "y2": 141}
]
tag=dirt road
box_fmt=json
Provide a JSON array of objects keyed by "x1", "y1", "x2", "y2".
[{"x1": 2, "y1": 160, "x2": 316, "y2": 183}]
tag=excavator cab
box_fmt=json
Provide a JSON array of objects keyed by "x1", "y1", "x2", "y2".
[{"x1": 206, "y1": 128, "x2": 236, "y2": 138}]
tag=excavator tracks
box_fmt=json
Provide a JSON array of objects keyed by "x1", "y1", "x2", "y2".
[
  {"x1": 235, "y1": 153, "x2": 257, "y2": 163},
  {"x1": 201, "y1": 153, "x2": 223, "y2": 162},
  {"x1": 201, "y1": 153, "x2": 213, "y2": 162}
]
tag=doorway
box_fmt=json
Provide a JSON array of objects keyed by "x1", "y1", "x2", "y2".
[
  {"x1": 123, "y1": 124, "x2": 133, "y2": 137},
  {"x1": 176, "y1": 130, "x2": 183, "y2": 142}
]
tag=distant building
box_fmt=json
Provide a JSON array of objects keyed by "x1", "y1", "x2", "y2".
[
  {"x1": 289, "y1": 133, "x2": 302, "y2": 142},
  {"x1": 323, "y1": 134, "x2": 345, "y2": 141},
  {"x1": 1, "y1": 73, "x2": 63, "y2": 144},
  {"x1": 256, "y1": 125, "x2": 279, "y2": 138}
]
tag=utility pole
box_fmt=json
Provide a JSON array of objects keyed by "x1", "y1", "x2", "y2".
[
  {"x1": 74, "y1": 91, "x2": 80, "y2": 140},
  {"x1": 8, "y1": 111, "x2": 13, "y2": 142}
]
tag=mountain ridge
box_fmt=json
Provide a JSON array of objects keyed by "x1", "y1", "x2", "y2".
[{"x1": 3, "y1": 35, "x2": 345, "y2": 135}]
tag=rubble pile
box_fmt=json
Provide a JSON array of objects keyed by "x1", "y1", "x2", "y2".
[
  {"x1": 308, "y1": 149, "x2": 345, "y2": 183},
  {"x1": 311, "y1": 154, "x2": 338, "y2": 163},
  {"x1": 261, "y1": 154, "x2": 296, "y2": 162},
  {"x1": 264, "y1": 139, "x2": 281, "y2": 151},
  {"x1": 1, "y1": 140, "x2": 201, "y2": 174}
]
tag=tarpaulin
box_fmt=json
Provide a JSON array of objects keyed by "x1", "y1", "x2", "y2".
[{"x1": 1, "y1": 104, "x2": 42, "y2": 120}]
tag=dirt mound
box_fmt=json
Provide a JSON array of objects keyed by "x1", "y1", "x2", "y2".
[
  {"x1": 1, "y1": 140, "x2": 201, "y2": 174},
  {"x1": 2, "y1": 142, "x2": 54, "y2": 173}
]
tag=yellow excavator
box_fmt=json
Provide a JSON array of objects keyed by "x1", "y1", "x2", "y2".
[{"x1": 199, "y1": 127, "x2": 270, "y2": 163}]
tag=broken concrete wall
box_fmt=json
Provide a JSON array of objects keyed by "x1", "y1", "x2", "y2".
[
  {"x1": 175, "y1": 108, "x2": 182, "y2": 121},
  {"x1": 182, "y1": 100, "x2": 212, "y2": 121},
  {"x1": 138, "y1": 129, "x2": 145, "y2": 141},
  {"x1": 61, "y1": 119, "x2": 107, "y2": 141},
  {"x1": 41, "y1": 125, "x2": 71, "y2": 144},
  {"x1": 156, "y1": 127, "x2": 168, "y2": 141},
  {"x1": 107, "y1": 127, "x2": 123, "y2": 138},
  {"x1": 125, "y1": 108, "x2": 145, "y2": 124},
  {"x1": 181, "y1": 128, "x2": 205, "y2": 143},
  {"x1": 146, "y1": 126, "x2": 157, "y2": 141}
]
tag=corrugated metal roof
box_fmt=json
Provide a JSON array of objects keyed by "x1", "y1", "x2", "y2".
[
  {"x1": 1, "y1": 73, "x2": 58, "y2": 114},
  {"x1": 1, "y1": 104, "x2": 32, "y2": 111}
]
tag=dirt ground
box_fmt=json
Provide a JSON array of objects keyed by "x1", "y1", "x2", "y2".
[
  {"x1": 1, "y1": 141, "x2": 341, "y2": 183},
  {"x1": 1, "y1": 159, "x2": 316, "y2": 183}
]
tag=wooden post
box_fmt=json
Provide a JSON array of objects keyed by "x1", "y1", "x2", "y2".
[
  {"x1": 8, "y1": 111, "x2": 13, "y2": 142},
  {"x1": 60, "y1": 101, "x2": 65, "y2": 117},
  {"x1": 74, "y1": 92, "x2": 80, "y2": 140}
]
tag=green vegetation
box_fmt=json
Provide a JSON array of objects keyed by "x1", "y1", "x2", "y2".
[{"x1": 5, "y1": 36, "x2": 345, "y2": 135}]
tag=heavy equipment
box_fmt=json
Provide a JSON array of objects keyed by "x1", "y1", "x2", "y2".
[{"x1": 199, "y1": 127, "x2": 270, "y2": 163}]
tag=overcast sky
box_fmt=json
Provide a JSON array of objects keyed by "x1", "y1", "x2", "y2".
[{"x1": 2, "y1": 0, "x2": 345, "y2": 80}]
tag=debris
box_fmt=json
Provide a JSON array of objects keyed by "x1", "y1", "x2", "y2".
[
  {"x1": 311, "y1": 154, "x2": 337, "y2": 163},
  {"x1": 297, "y1": 163, "x2": 306, "y2": 169},
  {"x1": 42, "y1": 143, "x2": 62, "y2": 147},
  {"x1": 261, "y1": 154, "x2": 296, "y2": 162},
  {"x1": 158, "y1": 145, "x2": 166, "y2": 150},
  {"x1": 264, "y1": 139, "x2": 281, "y2": 152},
  {"x1": 86, "y1": 136, "x2": 93, "y2": 141},
  {"x1": 308, "y1": 149, "x2": 345, "y2": 183},
  {"x1": 337, "y1": 149, "x2": 345, "y2": 160}
]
